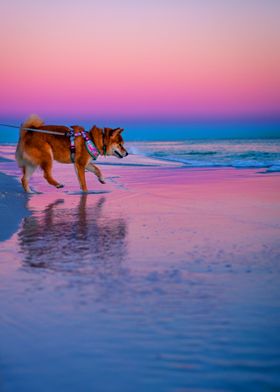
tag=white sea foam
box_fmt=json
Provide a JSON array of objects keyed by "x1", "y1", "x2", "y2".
[{"x1": 126, "y1": 140, "x2": 280, "y2": 171}]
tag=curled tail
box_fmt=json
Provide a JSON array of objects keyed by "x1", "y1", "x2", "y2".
[
  {"x1": 16, "y1": 114, "x2": 44, "y2": 167},
  {"x1": 22, "y1": 114, "x2": 44, "y2": 129}
]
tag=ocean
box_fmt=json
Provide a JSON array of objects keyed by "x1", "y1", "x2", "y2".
[
  {"x1": 128, "y1": 139, "x2": 280, "y2": 172},
  {"x1": 1, "y1": 128, "x2": 280, "y2": 172}
]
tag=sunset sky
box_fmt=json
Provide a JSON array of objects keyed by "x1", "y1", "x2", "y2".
[{"x1": 0, "y1": 0, "x2": 279, "y2": 137}]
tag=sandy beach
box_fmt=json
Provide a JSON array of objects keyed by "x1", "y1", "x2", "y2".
[
  {"x1": 0, "y1": 144, "x2": 280, "y2": 391},
  {"x1": 1, "y1": 0, "x2": 280, "y2": 389}
]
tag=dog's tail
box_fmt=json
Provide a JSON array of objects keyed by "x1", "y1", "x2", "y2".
[
  {"x1": 16, "y1": 115, "x2": 44, "y2": 167},
  {"x1": 22, "y1": 114, "x2": 44, "y2": 130}
]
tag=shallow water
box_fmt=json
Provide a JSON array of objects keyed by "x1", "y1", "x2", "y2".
[
  {"x1": 0, "y1": 146, "x2": 280, "y2": 392},
  {"x1": 130, "y1": 139, "x2": 280, "y2": 171}
]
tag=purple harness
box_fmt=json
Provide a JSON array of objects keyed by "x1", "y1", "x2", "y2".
[{"x1": 68, "y1": 129, "x2": 99, "y2": 163}]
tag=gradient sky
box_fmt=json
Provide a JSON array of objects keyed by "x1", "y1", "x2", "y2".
[{"x1": 0, "y1": 0, "x2": 279, "y2": 123}]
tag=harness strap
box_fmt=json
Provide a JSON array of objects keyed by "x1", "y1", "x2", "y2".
[
  {"x1": 102, "y1": 132, "x2": 106, "y2": 156},
  {"x1": 81, "y1": 130, "x2": 99, "y2": 160},
  {"x1": 67, "y1": 129, "x2": 100, "y2": 162},
  {"x1": 69, "y1": 129, "x2": 76, "y2": 163}
]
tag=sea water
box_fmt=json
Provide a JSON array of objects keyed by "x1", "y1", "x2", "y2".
[
  {"x1": 1, "y1": 125, "x2": 280, "y2": 172},
  {"x1": 128, "y1": 139, "x2": 280, "y2": 172}
]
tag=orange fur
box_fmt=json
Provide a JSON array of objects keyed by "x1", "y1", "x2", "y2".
[{"x1": 16, "y1": 115, "x2": 128, "y2": 193}]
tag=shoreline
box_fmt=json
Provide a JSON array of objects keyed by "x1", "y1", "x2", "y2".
[
  {"x1": 1, "y1": 141, "x2": 280, "y2": 172},
  {"x1": 0, "y1": 144, "x2": 280, "y2": 391}
]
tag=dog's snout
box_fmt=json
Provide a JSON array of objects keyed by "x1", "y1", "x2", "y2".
[{"x1": 124, "y1": 151, "x2": 128, "y2": 157}]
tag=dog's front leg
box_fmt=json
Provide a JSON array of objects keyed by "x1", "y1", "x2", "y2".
[
  {"x1": 75, "y1": 163, "x2": 88, "y2": 192},
  {"x1": 86, "y1": 162, "x2": 105, "y2": 184}
]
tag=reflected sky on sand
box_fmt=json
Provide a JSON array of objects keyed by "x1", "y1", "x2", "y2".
[
  {"x1": 0, "y1": 163, "x2": 280, "y2": 392},
  {"x1": 18, "y1": 195, "x2": 127, "y2": 276}
]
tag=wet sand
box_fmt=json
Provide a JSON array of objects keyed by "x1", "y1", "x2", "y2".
[{"x1": 0, "y1": 145, "x2": 280, "y2": 391}]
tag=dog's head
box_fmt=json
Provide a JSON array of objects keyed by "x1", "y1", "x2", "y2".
[
  {"x1": 89, "y1": 126, "x2": 128, "y2": 158},
  {"x1": 104, "y1": 127, "x2": 128, "y2": 158}
]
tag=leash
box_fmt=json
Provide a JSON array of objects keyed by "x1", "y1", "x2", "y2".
[
  {"x1": 0, "y1": 123, "x2": 67, "y2": 136},
  {"x1": 0, "y1": 122, "x2": 103, "y2": 162}
]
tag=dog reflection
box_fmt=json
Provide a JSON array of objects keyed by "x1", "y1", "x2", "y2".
[{"x1": 18, "y1": 195, "x2": 127, "y2": 275}]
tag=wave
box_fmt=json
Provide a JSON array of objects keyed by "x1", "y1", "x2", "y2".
[
  {"x1": 264, "y1": 165, "x2": 280, "y2": 173},
  {"x1": 231, "y1": 160, "x2": 269, "y2": 168},
  {"x1": 230, "y1": 151, "x2": 280, "y2": 159},
  {"x1": 182, "y1": 150, "x2": 218, "y2": 156},
  {"x1": 161, "y1": 157, "x2": 280, "y2": 170},
  {"x1": 125, "y1": 140, "x2": 280, "y2": 171},
  {"x1": 150, "y1": 150, "x2": 218, "y2": 157}
]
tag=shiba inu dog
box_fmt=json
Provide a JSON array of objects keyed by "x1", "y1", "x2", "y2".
[{"x1": 16, "y1": 115, "x2": 128, "y2": 193}]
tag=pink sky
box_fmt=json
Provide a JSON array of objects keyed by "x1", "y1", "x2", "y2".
[{"x1": 0, "y1": 0, "x2": 279, "y2": 119}]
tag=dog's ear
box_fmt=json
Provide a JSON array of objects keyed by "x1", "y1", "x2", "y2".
[
  {"x1": 70, "y1": 125, "x2": 84, "y2": 132},
  {"x1": 111, "y1": 128, "x2": 123, "y2": 137},
  {"x1": 104, "y1": 127, "x2": 112, "y2": 138},
  {"x1": 90, "y1": 125, "x2": 102, "y2": 134},
  {"x1": 104, "y1": 127, "x2": 123, "y2": 138}
]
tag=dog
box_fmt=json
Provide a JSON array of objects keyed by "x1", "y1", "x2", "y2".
[{"x1": 16, "y1": 115, "x2": 128, "y2": 193}]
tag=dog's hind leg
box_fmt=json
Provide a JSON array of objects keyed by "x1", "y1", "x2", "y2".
[
  {"x1": 21, "y1": 164, "x2": 37, "y2": 193},
  {"x1": 86, "y1": 162, "x2": 105, "y2": 184},
  {"x1": 40, "y1": 156, "x2": 64, "y2": 189}
]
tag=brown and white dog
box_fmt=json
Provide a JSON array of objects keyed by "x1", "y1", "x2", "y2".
[{"x1": 16, "y1": 115, "x2": 128, "y2": 193}]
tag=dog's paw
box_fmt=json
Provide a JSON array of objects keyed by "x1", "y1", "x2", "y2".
[
  {"x1": 98, "y1": 177, "x2": 106, "y2": 184},
  {"x1": 56, "y1": 184, "x2": 64, "y2": 189}
]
